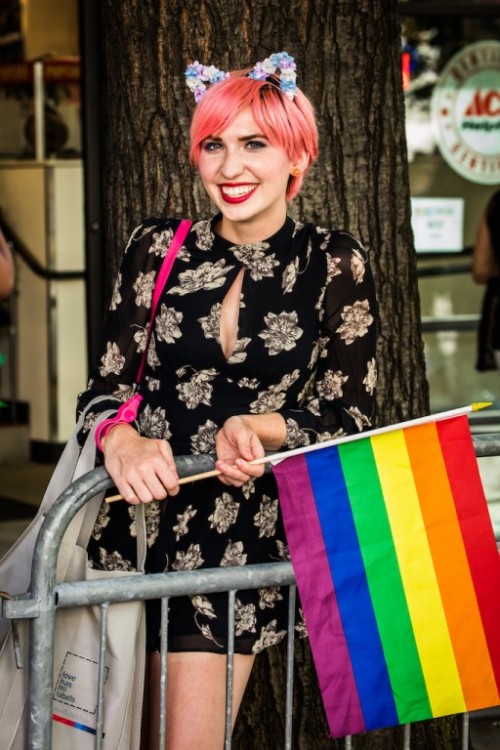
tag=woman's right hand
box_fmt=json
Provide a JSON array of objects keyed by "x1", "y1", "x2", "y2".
[{"x1": 101, "y1": 423, "x2": 179, "y2": 504}]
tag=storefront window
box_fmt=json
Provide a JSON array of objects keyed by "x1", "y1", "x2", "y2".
[{"x1": 399, "y1": 2, "x2": 500, "y2": 413}]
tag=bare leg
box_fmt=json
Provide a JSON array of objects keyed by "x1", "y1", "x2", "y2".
[{"x1": 146, "y1": 651, "x2": 255, "y2": 750}]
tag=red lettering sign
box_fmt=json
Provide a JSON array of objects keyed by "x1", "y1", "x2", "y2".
[{"x1": 465, "y1": 90, "x2": 500, "y2": 117}]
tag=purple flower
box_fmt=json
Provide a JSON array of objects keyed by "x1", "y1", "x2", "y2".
[{"x1": 249, "y1": 62, "x2": 269, "y2": 81}]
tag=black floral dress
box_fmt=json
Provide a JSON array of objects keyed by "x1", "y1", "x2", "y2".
[{"x1": 77, "y1": 215, "x2": 377, "y2": 654}]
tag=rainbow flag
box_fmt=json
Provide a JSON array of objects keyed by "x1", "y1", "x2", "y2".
[{"x1": 272, "y1": 414, "x2": 500, "y2": 738}]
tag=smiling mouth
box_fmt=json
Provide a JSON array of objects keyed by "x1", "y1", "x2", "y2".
[{"x1": 220, "y1": 184, "x2": 257, "y2": 204}]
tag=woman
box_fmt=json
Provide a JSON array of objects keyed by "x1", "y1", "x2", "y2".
[
  {"x1": 473, "y1": 190, "x2": 500, "y2": 371},
  {"x1": 77, "y1": 52, "x2": 377, "y2": 750}
]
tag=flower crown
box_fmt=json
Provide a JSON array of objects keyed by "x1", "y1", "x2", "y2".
[{"x1": 185, "y1": 51, "x2": 297, "y2": 103}]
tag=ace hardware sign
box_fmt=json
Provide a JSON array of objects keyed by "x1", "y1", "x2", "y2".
[{"x1": 431, "y1": 41, "x2": 500, "y2": 185}]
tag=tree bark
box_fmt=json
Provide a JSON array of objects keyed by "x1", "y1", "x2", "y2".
[{"x1": 97, "y1": 1, "x2": 455, "y2": 747}]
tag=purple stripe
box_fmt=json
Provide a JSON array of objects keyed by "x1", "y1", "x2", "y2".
[{"x1": 274, "y1": 454, "x2": 366, "y2": 737}]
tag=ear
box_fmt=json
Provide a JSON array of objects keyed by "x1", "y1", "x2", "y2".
[{"x1": 290, "y1": 152, "x2": 309, "y2": 177}]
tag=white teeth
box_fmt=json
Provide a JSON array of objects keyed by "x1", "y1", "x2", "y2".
[{"x1": 221, "y1": 185, "x2": 256, "y2": 197}]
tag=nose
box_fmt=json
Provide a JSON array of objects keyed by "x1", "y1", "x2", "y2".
[{"x1": 220, "y1": 147, "x2": 244, "y2": 179}]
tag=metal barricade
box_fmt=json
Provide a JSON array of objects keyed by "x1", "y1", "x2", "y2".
[{"x1": 3, "y1": 434, "x2": 500, "y2": 749}]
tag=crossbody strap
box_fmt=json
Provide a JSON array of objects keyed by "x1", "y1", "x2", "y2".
[
  {"x1": 95, "y1": 218, "x2": 192, "y2": 450},
  {"x1": 136, "y1": 218, "x2": 192, "y2": 383}
]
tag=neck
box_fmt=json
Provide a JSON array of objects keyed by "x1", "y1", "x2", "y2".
[{"x1": 216, "y1": 211, "x2": 287, "y2": 245}]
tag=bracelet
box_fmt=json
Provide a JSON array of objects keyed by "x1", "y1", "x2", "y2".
[{"x1": 94, "y1": 394, "x2": 143, "y2": 451}]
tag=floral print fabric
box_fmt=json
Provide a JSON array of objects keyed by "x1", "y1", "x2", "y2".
[{"x1": 77, "y1": 215, "x2": 377, "y2": 654}]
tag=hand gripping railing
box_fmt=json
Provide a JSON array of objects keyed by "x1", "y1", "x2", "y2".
[{"x1": 3, "y1": 434, "x2": 500, "y2": 749}]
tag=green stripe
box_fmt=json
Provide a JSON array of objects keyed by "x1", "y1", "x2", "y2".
[{"x1": 338, "y1": 438, "x2": 432, "y2": 722}]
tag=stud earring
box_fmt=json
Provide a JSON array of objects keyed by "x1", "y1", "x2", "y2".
[{"x1": 291, "y1": 167, "x2": 302, "y2": 178}]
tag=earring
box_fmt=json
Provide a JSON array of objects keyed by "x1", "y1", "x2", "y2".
[{"x1": 291, "y1": 167, "x2": 302, "y2": 178}]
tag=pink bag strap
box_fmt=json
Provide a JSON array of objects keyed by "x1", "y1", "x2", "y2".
[
  {"x1": 135, "y1": 218, "x2": 192, "y2": 383},
  {"x1": 150, "y1": 219, "x2": 192, "y2": 318},
  {"x1": 95, "y1": 218, "x2": 191, "y2": 450}
]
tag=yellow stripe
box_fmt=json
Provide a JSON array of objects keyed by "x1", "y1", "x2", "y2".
[{"x1": 370, "y1": 429, "x2": 466, "y2": 716}]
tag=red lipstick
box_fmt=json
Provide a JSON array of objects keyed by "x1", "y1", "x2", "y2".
[{"x1": 219, "y1": 184, "x2": 257, "y2": 204}]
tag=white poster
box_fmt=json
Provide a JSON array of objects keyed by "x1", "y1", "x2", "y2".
[{"x1": 411, "y1": 197, "x2": 464, "y2": 253}]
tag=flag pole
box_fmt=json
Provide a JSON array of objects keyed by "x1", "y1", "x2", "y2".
[
  {"x1": 261, "y1": 401, "x2": 493, "y2": 466},
  {"x1": 105, "y1": 402, "x2": 492, "y2": 501}
]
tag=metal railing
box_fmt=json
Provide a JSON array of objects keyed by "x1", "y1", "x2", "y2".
[{"x1": 3, "y1": 434, "x2": 500, "y2": 749}]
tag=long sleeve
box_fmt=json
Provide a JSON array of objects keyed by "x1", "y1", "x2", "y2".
[
  {"x1": 279, "y1": 230, "x2": 377, "y2": 447},
  {"x1": 76, "y1": 219, "x2": 176, "y2": 442}
]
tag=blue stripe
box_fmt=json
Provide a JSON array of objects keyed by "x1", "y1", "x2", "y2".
[
  {"x1": 306, "y1": 446, "x2": 399, "y2": 730},
  {"x1": 75, "y1": 721, "x2": 98, "y2": 735},
  {"x1": 52, "y1": 713, "x2": 98, "y2": 735}
]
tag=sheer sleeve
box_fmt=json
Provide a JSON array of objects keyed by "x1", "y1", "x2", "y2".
[
  {"x1": 76, "y1": 219, "x2": 175, "y2": 443},
  {"x1": 279, "y1": 230, "x2": 377, "y2": 447}
]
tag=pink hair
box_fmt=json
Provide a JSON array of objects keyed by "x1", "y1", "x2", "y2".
[{"x1": 189, "y1": 71, "x2": 318, "y2": 200}]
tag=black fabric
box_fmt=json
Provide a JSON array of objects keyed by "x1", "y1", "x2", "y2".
[
  {"x1": 477, "y1": 191, "x2": 500, "y2": 372},
  {"x1": 477, "y1": 277, "x2": 500, "y2": 371},
  {"x1": 79, "y1": 215, "x2": 378, "y2": 653}
]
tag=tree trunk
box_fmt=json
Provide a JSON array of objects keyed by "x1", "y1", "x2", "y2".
[{"x1": 98, "y1": 0, "x2": 457, "y2": 747}]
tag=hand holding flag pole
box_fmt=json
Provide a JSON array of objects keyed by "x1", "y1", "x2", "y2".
[{"x1": 105, "y1": 401, "x2": 493, "y2": 502}]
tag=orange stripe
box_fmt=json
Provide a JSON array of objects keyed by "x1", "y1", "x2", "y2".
[{"x1": 404, "y1": 422, "x2": 500, "y2": 710}]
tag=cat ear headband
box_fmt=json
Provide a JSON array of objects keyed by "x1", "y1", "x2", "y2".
[{"x1": 185, "y1": 51, "x2": 297, "y2": 103}]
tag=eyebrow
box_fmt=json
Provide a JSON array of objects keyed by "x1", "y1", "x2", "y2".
[{"x1": 205, "y1": 133, "x2": 268, "y2": 142}]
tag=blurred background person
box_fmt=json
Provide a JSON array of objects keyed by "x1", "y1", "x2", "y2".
[
  {"x1": 0, "y1": 229, "x2": 15, "y2": 299},
  {"x1": 473, "y1": 190, "x2": 500, "y2": 371}
]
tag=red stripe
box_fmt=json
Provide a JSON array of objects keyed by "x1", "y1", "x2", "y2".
[
  {"x1": 52, "y1": 714, "x2": 77, "y2": 728},
  {"x1": 437, "y1": 416, "x2": 500, "y2": 692}
]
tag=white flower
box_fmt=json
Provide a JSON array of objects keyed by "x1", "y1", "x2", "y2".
[
  {"x1": 110, "y1": 272, "x2": 122, "y2": 310},
  {"x1": 254, "y1": 495, "x2": 279, "y2": 538},
  {"x1": 258, "y1": 311, "x2": 303, "y2": 355},
  {"x1": 231, "y1": 244, "x2": 279, "y2": 280},
  {"x1": 220, "y1": 541, "x2": 247, "y2": 567},
  {"x1": 227, "y1": 337, "x2": 251, "y2": 364},
  {"x1": 282, "y1": 258, "x2": 299, "y2": 294},
  {"x1": 235, "y1": 599, "x2": 257, "y2": 636},
  {"x1": 326, "y1": 255, "x2": 342, "y2": 283},
  {"x1": 351, "y1": 248, "x2": 366, "y2": 284},
  {"x1": 208, "y1": 493, "x2": 240, "y2": 533},
  {"x1": 173, "y1": 505, "x2": 197, "y2": 541},
  {"x1": 284, "y1": 419, "x2": 311, "y2": 449},
  {"x1": 191, "y1": 595, "x2": 216, "y2": 619},
  {"x1": 316, "y1": 369, "x2": 349, "y2": 400},
  {"x1": 133, "y1": 325, "x2": 149, "y2": 353},
  {"x1": 169, "y1": 259, "x2": 234, "y2": 295},
  {"x1": 363, "y1": 357, "x2": 377, "y2": 395},
  {"x1": 344, "y1": 406, "x2": 372, "y2": 432},
  {"x1": 133, "y1": 270, "x2": 155, "y2": 307},
  {"x1": 337, "y1": 300, "x2": 373, "y2": 345},
  {"x1": 97, "y1": 548, "x2": 135, "y2": 572},
  {"x1": 99, "y1": 341, "x2": 125, "y2": 376},
  {"x1": 172, "y1": 544, "x2": 204, "y2": 571},
  {"x1": 138, "y1": 404, "x2": 171, "y2": 439},
  {"x1": 258, "y1": 587, "x2": 283, "y2": 610},
  {"x1": 176, "y1": 368, "x2": 218, "y2": 409},
  {"x1": 252, "y1": 620, "x2": 286, "y2": 653},
  {"x1": 149, "y1": 228, "x2": 175, "y2": 257},
  {"x1": 198, "y1": 304, "x2": 221, "y2": 341},
  {"x1": 191, "y1": 419, "x2": 218, "y2": 453},
  {"x1": 155, "y1": 304, "x2": 183, "y2": 343}
]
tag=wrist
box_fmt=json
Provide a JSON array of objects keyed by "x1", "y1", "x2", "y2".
[
  {"x1": 102, "y1": 422, "x2": 139, "y2": 449},
  {"x1": 97, "y1": 420, "x2": 138, "y2": 451},
  {"x1": 226, "y1": 413, "x2": 286, "y2": 451}
]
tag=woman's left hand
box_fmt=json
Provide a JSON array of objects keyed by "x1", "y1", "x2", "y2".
[{"x1": 215, "y1": 416, "x2": 266, "y2": 486}]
